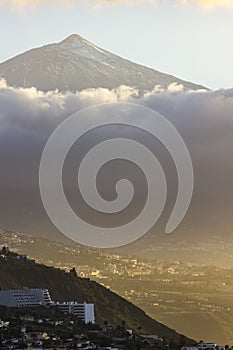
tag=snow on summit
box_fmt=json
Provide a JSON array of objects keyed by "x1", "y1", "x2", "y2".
[{"x1": 0, "y1": 34, "x2": 205, "y2": 92}]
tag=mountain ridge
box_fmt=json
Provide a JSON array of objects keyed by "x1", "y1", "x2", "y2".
[{"x1": 0, "y1": 34, "x2": 205, "y2": 92}]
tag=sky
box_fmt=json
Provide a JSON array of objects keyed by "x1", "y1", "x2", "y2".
[{"x1": 0, "y1": 0, "x2": 232, "y2": 89}]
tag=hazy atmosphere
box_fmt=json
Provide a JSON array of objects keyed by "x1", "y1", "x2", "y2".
[{"x1": 0, "y1": 0, "x2": 233, "y2": 346}]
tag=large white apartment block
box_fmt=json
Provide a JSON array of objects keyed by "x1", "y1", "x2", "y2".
[
  {"x1": 55, "y1": 302, "x2": 95, "y2": 324},
  {"x1": 0, "y1": 289, "x2": 95, "y2": 324},
  {"x1": 0, "y1": 289, "x2": 52, "y2": 307}
]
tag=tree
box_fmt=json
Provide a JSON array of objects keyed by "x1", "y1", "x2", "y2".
[
  {"x1": 70, "y1": 268, "x2": 77, "y2": 277},
  {"x1": 121, "y1": 320, "x2": 126, "y2": 329}
]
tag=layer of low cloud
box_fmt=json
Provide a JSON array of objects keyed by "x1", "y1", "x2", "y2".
[
  {"x1": 0, "y1": 79, "x2": 232, "y2": 247},
  {"x1": 0, "y1": 78, "x2": 232, "y2": 180}
]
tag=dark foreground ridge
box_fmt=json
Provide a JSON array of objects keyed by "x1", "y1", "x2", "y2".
[{"x1": 0, "y1": 250, "x2": 193, "y2": 344}]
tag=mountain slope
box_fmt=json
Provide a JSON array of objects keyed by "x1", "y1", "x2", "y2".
[
  {"x1": 1, "y1": 229, "x2": 233, "y2": 344},
  {"x1": 0, "y1": 34, "x2": 204, "y2": 91},
  {"x1": 0, "y1": 251, "x2": 193, "y2": 344}
]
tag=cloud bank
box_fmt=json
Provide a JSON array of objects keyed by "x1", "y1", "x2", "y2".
[
  {"x1": 0, "y1": 77, "x2": 232, "y2": 180},
  {"x1": 0, "y1": 78, "x2": 232, "y2": 248}
]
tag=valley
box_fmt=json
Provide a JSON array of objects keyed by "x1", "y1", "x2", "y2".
[{"x1": 1, "y1": 229, "x2": 233, "y2": 344}]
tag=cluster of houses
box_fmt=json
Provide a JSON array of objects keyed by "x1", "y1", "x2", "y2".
[
  {"x1": 0, "y1": 329, "x2": 98, "y2": 350},
  {"x1": 181, "y1": 344, "x2": 226, "y2": 350},
  {"x1": 0, "y1": 313, "x2": 167, "y2": 350},
  {"x1": 0, "y1": 247, "x2": 35, "y2": 264}
]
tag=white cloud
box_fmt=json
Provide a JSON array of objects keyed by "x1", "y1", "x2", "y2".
[
  {"x1": 0, "y1": 78, "x2": 231, "y2": 134},
  {"x1": 0, "y1": 0, "x2": 233, "y2": 7},
  {"x1": 0, "y1": 79, "x2": 232, "y2": 245}
]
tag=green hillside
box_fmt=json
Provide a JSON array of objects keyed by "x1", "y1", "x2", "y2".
[{"x1": 0, "y1": 251, "x2": 192, "y2": 344}]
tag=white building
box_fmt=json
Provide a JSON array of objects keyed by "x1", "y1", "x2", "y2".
[
  {"x1": 198, "y1": 344, "x2": 217, "y2": 350},
  {"x1": 0, "y1": 289, "x2": 95, "y2": 324},
  {"x1": 0, "y1": 289, "x2": 52, "y2": 307},
  {"x1": 55, "y1": 301, "x2": 95, "y2": 324}
]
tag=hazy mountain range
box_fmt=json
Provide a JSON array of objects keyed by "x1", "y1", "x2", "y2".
[{"x1": 0, "y1": 34, "x2": 205, "y2": 91}]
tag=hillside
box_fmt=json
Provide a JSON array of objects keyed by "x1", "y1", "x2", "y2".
[
  {"x1": 0, "y1": 250, "x2": 192, "y2": 344},
  {"x1": 1, "y1": 229, "x2": 233, "y2": 343},
  {"x1": 0, "y1": 34, "x2": 204, "y2": 91}
]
